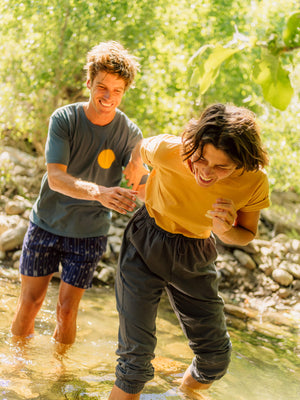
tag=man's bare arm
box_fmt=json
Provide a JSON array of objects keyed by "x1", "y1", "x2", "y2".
[{"x1": 47, "y1": 163, "x2": 137, "y2": 215}]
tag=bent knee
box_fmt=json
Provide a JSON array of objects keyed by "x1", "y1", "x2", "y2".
[
  {"x1": 56, "y1": 302, "x2": 78, "y2": 321},
  {"x1": 20, "y1": 292, "x2": 45, "y2": 312}
]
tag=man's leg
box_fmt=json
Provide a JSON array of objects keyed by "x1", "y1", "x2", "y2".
[
  {"x1": 166, "y1": 281, "x2": 231, "y2": 395},
  {"x1": 11, "y1": 274, "x2": 53, "y2": 337},
  {"x1": 109, "y1": 385, "x2": 142, "y2": 400},
  {"x1": 109, "y1": 211, "x2": 167, "y2": 397},
  {"x1": 53, "y1": 281, "x2": 85, "y2": 344}
]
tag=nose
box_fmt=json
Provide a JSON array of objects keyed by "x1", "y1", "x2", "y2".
[
  {"x1": 103, "y1": 89, "x2": 110, "y2": 99},
  {"x1": 202, "y1": 166, "x2": 214, "y2": 178}
]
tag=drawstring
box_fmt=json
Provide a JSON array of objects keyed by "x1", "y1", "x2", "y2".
[{"x1": 175, "y1": 235, "x2": 186, "y2": 257}]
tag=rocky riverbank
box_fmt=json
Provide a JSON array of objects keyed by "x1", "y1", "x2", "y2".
[{"x1": 0, "y1": 145, "x2": 300, "y2": 350}]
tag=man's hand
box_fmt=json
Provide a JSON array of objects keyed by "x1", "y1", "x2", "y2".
[
  {"x1": 206, "y1": 198, "x2": 259, "y2": 246},
  {"x1": 123, "y1": 161, "x2": 149, "y2": 191},
  {"x1": 206, "y1": 198, "x2": 237, "y2": 236},
  {"x1": 97, "y1": 186, "x2": 138, "y2": 215},
  {"x1": 123, "y1": 139, "x2": 149, "y2": 191}
]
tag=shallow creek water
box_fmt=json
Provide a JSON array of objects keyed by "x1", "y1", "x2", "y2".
[{"x1": 0, "y1": 277, "x2": 299, "y2": 400}]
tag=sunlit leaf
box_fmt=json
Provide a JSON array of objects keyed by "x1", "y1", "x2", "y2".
[
  {"x1": 199, "y1": 66, "x2": 220, "y2": 95},
  {"x1": 196, "y1": 45, "x2": 241, "y2": 94},
  {"x1": 253, "y1": 51, "x2": 294, "y2": 110},
  {"x1": 188, "y1": 44, "x2": 214, "y2": 65},
  {"x1": 205, "y1": 45, "x2": 241, "y2": 70},
  {"x1": 283, "y1": 12, "x2": 300, "y2": 47},
  {"x1": 190, "y1": 67, "x2": 201, "y2": 87}
]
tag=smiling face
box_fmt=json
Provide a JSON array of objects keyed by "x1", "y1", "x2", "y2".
[
  {"x1": 85, "y1": 71, "x2": 126, "y2": 125},
  {"x1": 188, "y1": 143, "x2": 237, "y2": 188}
]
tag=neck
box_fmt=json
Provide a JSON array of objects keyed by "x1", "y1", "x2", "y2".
[{"x1": 83, "y1": 103, "x2": 116, "y2": 126}]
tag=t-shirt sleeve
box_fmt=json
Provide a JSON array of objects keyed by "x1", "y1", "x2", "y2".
[
  {"x1": 45, "y1": 111, "x2": 71, "y2": 165},
  {"x1": 240, "y1": 171, "x2": 270, "y2": 212},
  {"x1": 141, "y1": 134, "x2": 171, "y2": 167}
]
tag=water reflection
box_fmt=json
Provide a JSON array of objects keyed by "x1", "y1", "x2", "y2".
[{"x1": 0, "y1": 277, "x2": 299, "y2": 400}]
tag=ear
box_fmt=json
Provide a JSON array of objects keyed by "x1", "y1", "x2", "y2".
[{"x1": 86, "y1": 79, "x2": 91, "y2": 89}]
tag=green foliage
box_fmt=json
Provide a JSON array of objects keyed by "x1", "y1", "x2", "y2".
[
  {"x1": 188, "y1": 8, "x2": 300, "y2": 111},
  {"x1": 252, "y1": 50, "x2": 294, "y2": 111},
  {"x1": 189, "y1": 45, "x2": 241, "y2": 95},
  {"x1": 0, "y1": 0, "x2": 299, "y2": 194},
  {"x1": 283, "y1": 11, "x2": 300, "y2": 47},
  {"x1": 261, "y1": 104, "x2": 300, "y2": 193}
]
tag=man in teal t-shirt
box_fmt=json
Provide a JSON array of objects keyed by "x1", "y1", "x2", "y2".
[{"x1": 11, "y1": 41, "x2": 147, "y2": 346}]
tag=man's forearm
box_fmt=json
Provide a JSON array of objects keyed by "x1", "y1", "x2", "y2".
[
  {"x1": 216, "y1": 225, "x2": 255, "y2": 246},
  {"x1": 48, "y1": 167, "x2": 101, "y2": 201}
]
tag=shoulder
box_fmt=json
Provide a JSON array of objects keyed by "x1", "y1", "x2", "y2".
[
  {"x1": 51, "y1": 103, "x2": 82, "y2": 118},
  {"x1": 141, "y1": 134, "x2": 181, "y2": 165},
  {"x1": 49, "y1": 103, "x2": 85, "y2": 135},
  {"x1": 115, "y1": 108, "x2": 141, "y2": 135},
  {"x1": 143, "y1": 134, "x2": 181, "y2": 151},
  {"x1": 50, "y1": 103, "x2": 83, "y2": 127},
  {"x1": 242, "y1": 168, "x2": 269, "y2": 187},
  {"x1": 236, "y1": 168, "x2": 270, "y2": 211}
]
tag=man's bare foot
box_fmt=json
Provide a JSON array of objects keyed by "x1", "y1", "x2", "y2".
[
  {"x1": 179, "y1": 385, "x2": 212, "y2": 400},
  {"x1": 179, "y1": 367, "x2": 212, "y2": 400}
]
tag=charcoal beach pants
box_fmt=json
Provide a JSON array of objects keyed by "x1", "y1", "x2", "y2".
[{"x1": 114, "y1": 205, "x2": 232, "y2": 394}]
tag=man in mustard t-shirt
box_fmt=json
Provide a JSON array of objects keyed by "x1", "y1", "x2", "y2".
[{"x1": 109, "y1": 103, "x2": 270, "y2": 399}]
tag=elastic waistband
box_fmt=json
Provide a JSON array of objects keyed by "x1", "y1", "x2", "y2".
[{"x1": 135, "y1": 205, "x2": 209, "y2": 242}]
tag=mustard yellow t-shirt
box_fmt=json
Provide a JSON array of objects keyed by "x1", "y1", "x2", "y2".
[{"x1": 141, "y1": 134, "x2": 270, "y2": 239}]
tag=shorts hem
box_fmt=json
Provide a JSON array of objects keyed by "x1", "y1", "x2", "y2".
[{"x1": 20, "y1": 271, "x2": 58, "y2": 277}]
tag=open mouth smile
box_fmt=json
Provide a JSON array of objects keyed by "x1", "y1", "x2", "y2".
[
  {"x1": 99, "y1": 100, "x2": 113, "y2": 107},
  {"x1": 199, "y1": 175, "x2": 214, "y2": 183}
]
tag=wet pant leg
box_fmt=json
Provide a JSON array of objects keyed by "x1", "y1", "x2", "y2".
[
  {"x1": 114, "y1": 229, "x2": 165, "y2": 394},
  {"x1": 166, "y1": 279, "x2": 231, "y2": 384}
]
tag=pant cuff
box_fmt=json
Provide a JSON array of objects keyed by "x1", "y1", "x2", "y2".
[{"x1": 115, "y1": 378, "x2": 145, "y2": 395}]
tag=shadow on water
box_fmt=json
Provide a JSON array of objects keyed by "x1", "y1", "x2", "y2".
[{"x1": 0, "y1": 276, "x2": 299, "y2": 400}]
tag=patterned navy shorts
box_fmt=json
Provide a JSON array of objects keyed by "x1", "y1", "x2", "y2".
[{"x1": 19, "y1": 222, "x2": 107, "y2": 289}]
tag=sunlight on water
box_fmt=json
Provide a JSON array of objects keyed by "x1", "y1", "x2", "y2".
[{"x1": 0, "y1": 276, "x2": 299, "y2": 400}]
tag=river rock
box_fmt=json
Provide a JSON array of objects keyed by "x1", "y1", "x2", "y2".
[
  {"x1": 224, "y1": 303, "x2": 258, "y2": 319},
  {"x1": 272, "y1": 268, "x2": 294, "y2": 286},
  {"x1": 0, "y1": 224, "x2": 28, "y2": 252},
  {"x1": 233, "y1": 249, "x2": 256, "y2": 270},
  {"x1": 1, "y1": 146, "x2": 37, "y2": 168},
  {"x1": 258, "y1": 263, "x2": 274, "y2": 276},
  {"x1": 279, "y1": 260, "x2": 300, "y2": 279},
  {"x1": 5, "y1": 199, "x2": 26, "y2": 215},
  {"x1": 277, "y1": 288, "x2": 292, "y2": 299},
  {"x1": 12, "y1": 249, "x2": 22, "y2": 261},
  {"x1": 292, "y1": 280, "x2": 300, "y2": 290},
  {"x1": 0, "y1": 214, "x2": 22, "y2": 234},
  {"x1": 289, "y1": 239, "x2": 300, "y2": 252},
  {"x1": 96, "y1": 266, "x2": 115, "y2": 284},
  {"x1": 261, "y1": 191, "x2": 300, "y2": 235}
]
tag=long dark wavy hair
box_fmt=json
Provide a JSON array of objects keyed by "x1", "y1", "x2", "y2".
[{"x1": 181, "y1": 103, "x2": 268, "y2": 171}]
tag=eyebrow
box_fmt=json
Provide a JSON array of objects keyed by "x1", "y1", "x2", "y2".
[
  {"x1": 95, "y1": 81, "x2": 124, "y2": 90},
  {"x1": 197, "y1": 155, "x2": 234, "y2": 168}
]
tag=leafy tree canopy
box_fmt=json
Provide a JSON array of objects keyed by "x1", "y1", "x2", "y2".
[{"x1": 0, "y1": 0, "x2": 299, "y2": 193}]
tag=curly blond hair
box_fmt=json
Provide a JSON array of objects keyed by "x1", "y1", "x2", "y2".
[{"x1": 84, "y1": 41, "x2": 140, "y2": 90}]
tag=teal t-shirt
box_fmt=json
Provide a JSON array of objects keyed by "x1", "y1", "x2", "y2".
[{"x1": 31, "y1": 103, "x2": 142, "y2": 238}]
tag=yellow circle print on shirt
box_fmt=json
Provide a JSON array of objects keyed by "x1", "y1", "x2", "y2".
[{"x1": 97, "y1": 149, "x2": 116, "y2": 169}]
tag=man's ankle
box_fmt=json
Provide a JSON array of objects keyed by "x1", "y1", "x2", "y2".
[{"x1": 108, "y1": 384, "x2": 142, "y2": 400}]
